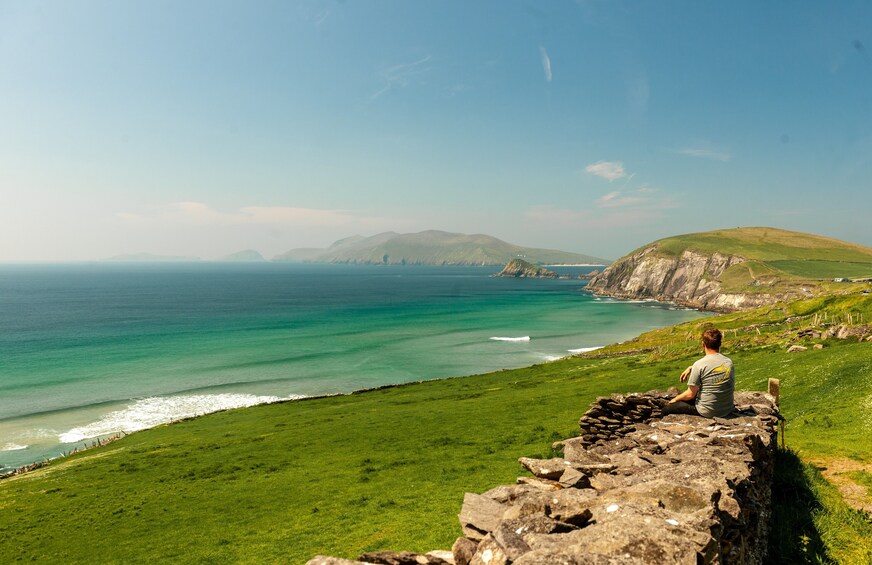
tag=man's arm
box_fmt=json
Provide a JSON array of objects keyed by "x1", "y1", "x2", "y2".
[
  {"x1": 680, "y1": 366, "x2": 692, "y2": 382},
  {"x1": 668, "y1": 385, "x2": 699, "y2": 404}
]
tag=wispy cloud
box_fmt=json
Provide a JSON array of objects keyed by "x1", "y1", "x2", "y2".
[
  {"x1": 312, "y1": 10, "x2": 331, "y2": 27},
  {"x1": 596, "y1": 190, "x2": 649, "y2": 208},
  {"x1": 675, "y1": 148, "x2": 732, "y2": 162},
  {"x1": 539, "y1": 46, "x2": 552, "y2": 82},
  {"x1": 371, "y1": 55, "x2": 432, "y2": 100},
  {"x1": 585, "y1": 160, "x2": 626, "y2": 181}
]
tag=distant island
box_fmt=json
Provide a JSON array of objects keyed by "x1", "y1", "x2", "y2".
[
  {"x1": 495, "y1": 259, "x2": 561, "y2": 278},
  {"x1": 495, "y1": 259, "x2": 601, "y2": 280},
  {"x1": 221, "y1": 249, "x2": 266, "y2": 262},
  {"x1": 587, "y1": 226, "x2": 872, "y2": 312},
  {"x1": 104, "y1": 253, "x2": 202, "y2": 262},
  {"x1": 274, "y1": 230, "x2": 610, "y2": 266}
]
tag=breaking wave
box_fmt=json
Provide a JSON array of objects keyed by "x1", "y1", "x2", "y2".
[
  {"x1": 1, "y1": 443, "x2": 28, "y2": 451},
  {"x1": 567, "y1": 346, "x2": 604, "y2": 354},
  {"x1": 490, "y1": 336, "x2": 531, "y2": 342},
  {"x1": 58, "y1": 393, "x2": 305, "y2": 443}
]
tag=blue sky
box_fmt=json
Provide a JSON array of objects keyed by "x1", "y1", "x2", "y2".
[{"x1": 1, "y1": 1, "x2": 870, "y2": 261}]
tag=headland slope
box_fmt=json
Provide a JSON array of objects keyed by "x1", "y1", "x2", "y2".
[{"x1": 586, "y1": 227, "x2": 872, "y2": 312}]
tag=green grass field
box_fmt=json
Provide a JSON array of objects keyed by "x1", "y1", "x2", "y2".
[
  {"x1": 651, "y1": 227, "x2": 872, "y2": 264},
  {"x1": 767, "y1": 260, "x2": 872, "y2": 280},
  {"x1": 1, "y1": 295, "x2": 871, "y2": 563}
]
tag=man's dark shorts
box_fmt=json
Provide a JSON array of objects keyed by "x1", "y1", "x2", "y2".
[{"x1": 662, "y1": 401, "x2": 700, "y2": 416}]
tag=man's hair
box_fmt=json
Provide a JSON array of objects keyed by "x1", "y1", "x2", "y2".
[{"x1": 702, "y1": 328, "x2": 722, "y2": 351}]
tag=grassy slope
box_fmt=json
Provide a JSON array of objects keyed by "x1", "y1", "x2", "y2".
[
  {"x1": 2, "y1": 295, "x2": 872, "y2": 563},
  {"x1": 652, "y1": 227, "x2": 872, "y2": 262},
  {"x1": 647, "y1": 227, "x2": 872, "y2": 284}
]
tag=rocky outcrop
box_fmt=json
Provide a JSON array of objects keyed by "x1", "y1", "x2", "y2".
[
  {"x1": 307, "y1": 390, "x2": 780, "y2": 565},
  {"x1": 585, "y1": 247, "x2": 777, "y2": 312},
  {"x1": 495, "y1": 260, "x2": 561, "y2": 279}
]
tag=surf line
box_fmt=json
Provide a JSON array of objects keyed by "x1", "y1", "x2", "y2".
[{"x1": 489, "y1": 336, "x2": 531, "y2": 342}]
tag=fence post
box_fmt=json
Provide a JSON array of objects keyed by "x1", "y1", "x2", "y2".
[{"x1": 768, "y1": 378, "x2": 780, "y2": 407}]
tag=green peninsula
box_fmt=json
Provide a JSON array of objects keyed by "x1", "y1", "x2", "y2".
[{"x1": 588, "y1": 227, "x2": 872, "y2": 311}]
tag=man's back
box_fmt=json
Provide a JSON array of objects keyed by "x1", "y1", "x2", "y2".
[{"x1": 687, "y1": 352, "x2": 735, "y2": 418}]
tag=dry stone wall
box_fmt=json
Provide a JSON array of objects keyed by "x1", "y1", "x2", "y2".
[{"x1": 307, "y1": 390, "x2": 780, "y2": 565}]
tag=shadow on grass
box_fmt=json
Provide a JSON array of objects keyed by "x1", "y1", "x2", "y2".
[{"x1": 768, "y1": 448, "x2": 833, "y2": 564}]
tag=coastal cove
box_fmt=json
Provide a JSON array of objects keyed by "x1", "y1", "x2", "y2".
[{"x1": 0, "y1": 263, "x2": 707, "y2": 471}]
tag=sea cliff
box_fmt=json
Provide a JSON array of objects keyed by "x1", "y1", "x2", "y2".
[
  {"x1": 585, "y1": 227, "x2": 872, "y2": 312},
  {"x1": 585, "y1": 247, "x2": 777, "y2": 312}
]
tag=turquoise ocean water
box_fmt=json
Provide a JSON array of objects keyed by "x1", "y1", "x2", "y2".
[{"x1": 0, "y1": 263, "x2": 707, "y2": 471}]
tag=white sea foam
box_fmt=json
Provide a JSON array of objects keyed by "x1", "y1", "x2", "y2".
[
  {"x1": 543, "y1": 355, "x2": 562, "y2": 362},
  {"x1": 567, "y1": 346, "x2": 604, "y2": 354},
  {"x1": 490, "y1": 336, "x2": 530, "y2": 342},
  {"x1": 1, "y1": 443, "x2": 29, "y2": 451},
  {"x1": 58, "y1": 393, "x2": 305, "y2": 443}
]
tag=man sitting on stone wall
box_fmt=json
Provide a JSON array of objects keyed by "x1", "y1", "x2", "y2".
[{"x1": 664, "y1": 328, "x2": 735, "y2": 418}]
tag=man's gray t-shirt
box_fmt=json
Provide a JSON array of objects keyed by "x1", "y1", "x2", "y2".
[{"x1": 687, "y1": 352, "x2": 735, "y2": 418}]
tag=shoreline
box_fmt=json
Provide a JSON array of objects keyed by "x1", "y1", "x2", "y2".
[
  {"x1": 585, "y1": 287, "x2": 727, "y2": 314},
  {"x1": 0, "y1": 348, "x2": 611, "y2": 479},
  {"x1": 1, "y1": 292, "x2": 704, "y2": 478}
]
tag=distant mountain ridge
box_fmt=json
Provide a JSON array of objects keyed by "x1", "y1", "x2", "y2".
[
  {"x1": 274, "y1": 230, "x2": 609, "y2": 266},
  {"x1": 221, "y1": 250, "x2": 266, "y2": 262},
  {"x1": 587, "y1": 227, "x2": 872, "y2": 312}
]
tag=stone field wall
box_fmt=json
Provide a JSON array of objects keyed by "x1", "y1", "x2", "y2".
[{"x1": 308, "y1": 389, "x2": 781, "y2": 565}]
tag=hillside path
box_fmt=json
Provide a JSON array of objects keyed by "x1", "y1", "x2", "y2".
[{"x1": 811, "y1": 457, "x2": 872, "y2": 514}]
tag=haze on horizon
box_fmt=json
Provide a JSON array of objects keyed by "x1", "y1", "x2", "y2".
[{"x1": 1, "y1": 1, "x2": 870, "y2": 262}]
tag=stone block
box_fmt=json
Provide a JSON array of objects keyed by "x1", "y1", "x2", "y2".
[
  {"x1": 469, "y1": 535, "x2": 509, "y2": 565},
  {"x1": 516, "y1": 476, "x2": 563, "y2": 491},
  {"x1": 358, "y1": 551, "x2": 451, "y2": 564},
  {"x1": 307, "y1": 557, "x2": 370, "y2": 565},
  {"x1": 451, "y1": 538, "x2": 477, "y2": 565},
  {"x1": 459, "y1": 493, "x2": 507, "y2": 539},
  {"x1": 518, "y1": 457, "x2": 572, "y2": 480}
]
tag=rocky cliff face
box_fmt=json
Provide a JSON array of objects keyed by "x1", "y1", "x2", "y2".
[{"x1": 586, "y1": 247, "x2": 775, "y2": 312}]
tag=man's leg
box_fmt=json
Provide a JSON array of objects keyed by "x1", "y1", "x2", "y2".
[{"x1": 662, "y1": 401, "x2": 700, "y2": 416}]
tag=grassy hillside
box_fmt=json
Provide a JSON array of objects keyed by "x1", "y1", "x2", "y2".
[
  {"x1": 1, "y1": 295, "x2": 871, "y2": 563},
  {"x1": 650, "y1": 227, "x2": 872, "y2": 280},
  {"x1": 274, "y1": 230, "x2": 610, "y2": 266}
]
